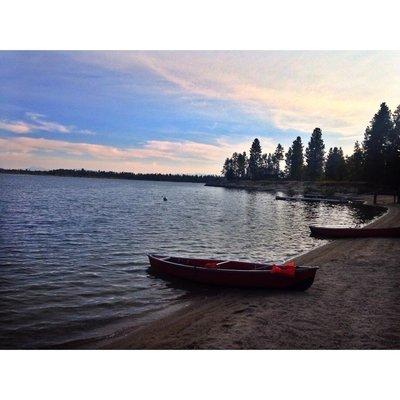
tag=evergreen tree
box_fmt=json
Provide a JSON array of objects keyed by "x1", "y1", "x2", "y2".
[
  {"x1": 248, "y1": 138, "x2": 262, "y2": 180},
  {"x1": 325, "y1": 148, "x2": 334, "y2": 180},
  {"x1": 284, "y1": 147, "x2": 293, "y2": 178},
  {"x1": 363, "y1": 102, "x2": 393, "y2": 183},
  {"x1": 346, "y1": 141, "x2": 364, "y2": 181},
  {"x1": 273, "y1": 144, "x2": 284, "y2": 176},
  {"x1": 222, "y1": 157, "x2": 234, "y2": 180},
  {"x1": 219, "y1": 103, "x2": 399, "y2": 186},
  {"x1": 305, "y1": 128, "x2": 325, "y2": 180},
  {"x1": 385, "y1": 104, "x2": 400, "y2": 186},
  {"x1": 258, "y1": 144, "x2": 285, "y2": 180},
  {"x1": 325, "y1": 147, "x2": 346, "y2": 181},
  {"x1": 336, "y1": 147, "x2": 346, "y2": 181},
  {"x1": 260, "y1": 153, "x2": 272, "y2": 178},
  {"x1": 275, "y1": 143, "x2": 284, "y2": 159},
  {"x1": 287, "y1": 136, "x2": 304, "y2": 180},
  {"x1": 236, "y1": 152, "x2": 248, "y2": 179},
  {"x1": 231, "y1": 152, "x2": 239, "y2": 178}
]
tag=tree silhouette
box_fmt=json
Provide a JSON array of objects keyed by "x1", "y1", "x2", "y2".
[
  {"x1": 305, "y1": 128, "x2": 325, "y2": 180},
  {"x1": 325, "y1": 147, "x2": 346, "y2": 181},
  {"x1": 0, "y1": 168, "x2": 220, "y2": 184},
  {"x1": 346, "y1": 141, "x2": 364, "y2": 181},
  {"x1": 231, "y1": 152, "x2": 240, "y2": 178},
  {"x1": 285, "y1": 136, "x2": 304, "y2": 180},
  {"x1": 260, "y1": 153, "x2": 272, "y2": 178},
  {"x1": 237, "y1": 152, "x2": 248, "y2": 178},
  {"x1": 248, "y1": 138, "x2": 262, "y2": 180},
  {"x1": 363, "y1": 102, "x2": 393, "y2": 183},
  {"x1": 284, "y1": 147, "x2": 293, "y2": 178},
  {"x1": 385, "y1": 105, "x2": 400, "y2": 186},
  {"x1": 222, "y1": 157, "x2": 235, "y2": 180},
  {"x1": 273, "y1": 144, "x2": 284, "y2": 177},
  {"x1": 220, "y1": 105, "x2": 400, "y2": 186}
]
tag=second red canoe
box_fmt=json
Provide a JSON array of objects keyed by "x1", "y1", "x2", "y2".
[{"x1": 310, "y1": 225, "x2": 400, "y2": 238}]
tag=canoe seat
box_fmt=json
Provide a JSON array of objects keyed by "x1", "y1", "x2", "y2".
[
  {"x1": 216, "y1": 261, "x2": 231, "y2": 267},
  {"x1": 205, "y1": 261, "x2": 230, "y2": 269}
]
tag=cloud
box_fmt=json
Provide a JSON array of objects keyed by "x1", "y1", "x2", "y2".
[
  {"x1": 0, "y1": 135, "x2": 277, "y2": 174},
  {"x1": 0, "y1": 121, "x2": 32, "y2": 134},
  {"x1": 76, "y1": 51, "x2": 400, "y2": 137},
  {"x1": 25, "y1": 112, "x2": 46, "y2": 120},
  {"x1": 0, "y1": 113, "x2": 95, "y2": 136}
]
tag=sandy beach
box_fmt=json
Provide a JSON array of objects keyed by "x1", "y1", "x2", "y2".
[{"x1": 80, "y1": 196, "x2": 400, "y2": 350}]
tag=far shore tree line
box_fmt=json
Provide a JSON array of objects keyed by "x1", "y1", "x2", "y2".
[
  {"x1": 222, "y1": 103, "x2": 400, "y2": 188},
  {"x1": 0, "y1": 168, "x2": 221, "y2": 184}
]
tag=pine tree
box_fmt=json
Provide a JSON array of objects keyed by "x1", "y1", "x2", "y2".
[
  {"x1": 363, "y1": 102, "x2": 393, "y2": 183},
  {"x1": 325, "y1": 147, "x2": 346, "y2": 181},
  {"x1": 222, "y1": 157, "x2": 234, "y2": 180},
  {"x1": 346, "y1": 141, "x2": 364, "y2": 181},
  {"x1": 236, "y1": 152, "x2": 248, "y2": 179},
  {"x1": 231, "y1": 152, "x2": 239, "y2": 178},
  {"x1": 220, "y1": 102, "x2": 399, "y2": 186},
  {"x1": 284, "y1": 147, "x2": 293, "y2": 178},
  {"x1": 248, "y1": 138, "x2": 262, "y2": 180},
  {"x1": 325, "y1": 148, "x2": 334, "y2": 180},
  {"x1": 273, "y1": 144, "x2": 284, "y2": 177},
  {"x1": 290, "y1": 136, "x2": 304, "y2": 180},
  {"x1": 385, "y1": 105, "x2": 400, "y2": 186},
  {"x1": 337, "y1": 147, "x2": 346, "y2": 180},
  {"x1": 305, "y1": 128, "x2": 325, "y2": 180},
  {"x1": 260, "y1": 153, "x2": 272, "y2": 179}
]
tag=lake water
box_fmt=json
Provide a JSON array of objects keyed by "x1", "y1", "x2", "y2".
[{"x1": 0, "y1": 174, "x2": 384, "y2": 348}]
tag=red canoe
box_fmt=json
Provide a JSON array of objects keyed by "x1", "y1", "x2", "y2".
[
  {"x1": 148, "y1": 254, "x2": 318, "y2": 291},
  {"x1": 309, "y1": 225, "x2": 400, "y2": 238}
]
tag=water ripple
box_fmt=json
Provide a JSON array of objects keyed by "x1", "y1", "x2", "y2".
[{"x1": 0, "y1": 174, "x2": 384, "y2": 348}]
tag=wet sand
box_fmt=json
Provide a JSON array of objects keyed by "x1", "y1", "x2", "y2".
[{"x1": 87, "y1": 197, "x2": 400, "y2": 349}]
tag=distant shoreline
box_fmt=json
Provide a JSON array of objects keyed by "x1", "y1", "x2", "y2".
[
  {"x1": 205, "y1": 179, "x2": 371, "y2": 197},
  {"x1": 0, "y1": 168, "x2": 221, "y2": 185},
  {"x1": 1, "y1": 169, "x2": 374, "y2": 197}
]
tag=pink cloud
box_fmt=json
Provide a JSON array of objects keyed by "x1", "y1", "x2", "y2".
[
  {"x1": 78, "y1": 51, "x2": 400, "y2": 137},
  {"x1": 0, "y1": 114, "x2": 94, "y2": 136},
  {"x1": 0, "y1": 121, "x2": 32, "y2": 134},
  {"x1": 0, "y1": 135, "x2": 276, "y2": 174}
]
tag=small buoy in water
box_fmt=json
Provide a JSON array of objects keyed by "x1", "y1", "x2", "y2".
[{"x1": 163, "y1": 196, "x2": 167, "y2": 201}]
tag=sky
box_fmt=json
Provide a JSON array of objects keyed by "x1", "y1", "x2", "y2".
[{"x1": 1, "y1": 51, "x2": 400, "y2": 174}]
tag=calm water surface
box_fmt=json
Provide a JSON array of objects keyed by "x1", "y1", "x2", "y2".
[{"x1": 0, "y1": 174, "x2": 384, "y2": 348}]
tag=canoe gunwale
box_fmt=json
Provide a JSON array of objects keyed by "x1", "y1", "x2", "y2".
[
  {"x1": 147, "y1": 254, "x2": 318, "y2": 273},
  {"x1": 147, "y1": 254, "x2": 318, "y2": 290}
]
